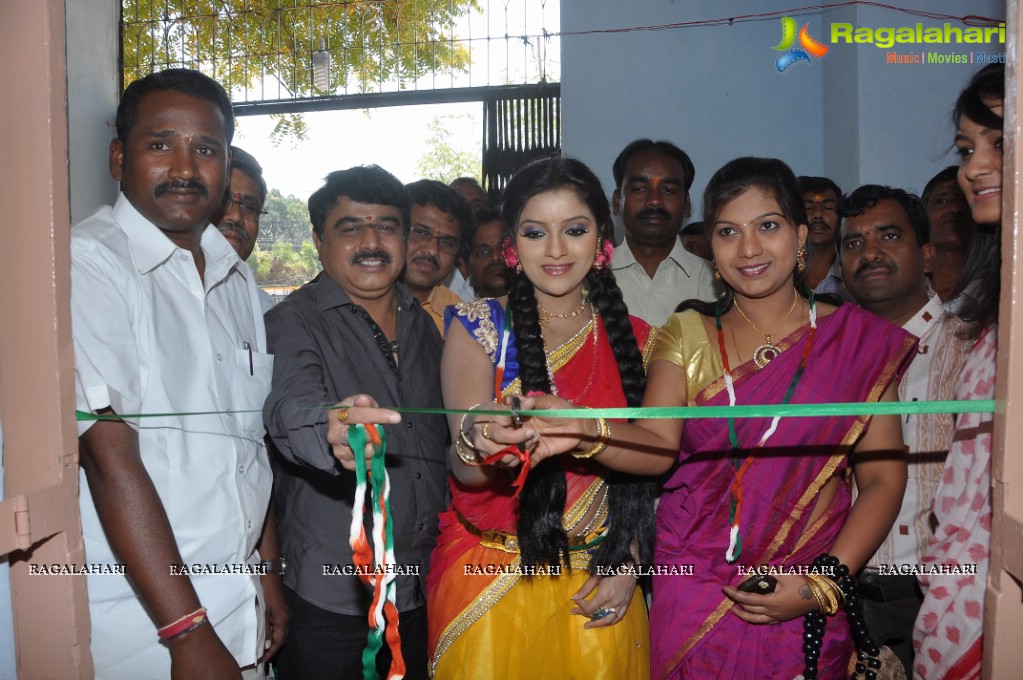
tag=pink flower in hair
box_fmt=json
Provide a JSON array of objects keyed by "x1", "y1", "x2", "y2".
[
  {"x1": 501, "y1": 237, "x2": 520, "y2": 270},
  {"x1": 593, "y1": 239, "x2": 615, "y2": 270}
]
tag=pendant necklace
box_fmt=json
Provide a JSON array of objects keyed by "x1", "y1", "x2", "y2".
[{"x1": 732, "y1": 290, "x2": 800, "y2": 369}]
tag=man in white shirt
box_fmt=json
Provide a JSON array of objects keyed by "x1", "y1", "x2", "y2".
[
  {"x1": 609, "y1": 139, "x2": 717, "y2": 326},
  {"x1": 839, "y1": 184, "x2": 971, "y2": 673},
  {"x1": 72, "y1": 69, "x2": 285, "y2": 679}
]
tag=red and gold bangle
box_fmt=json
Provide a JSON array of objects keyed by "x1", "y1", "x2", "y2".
[{"x1": 157, "y1": 607, "x2": 208, "y2": 642}]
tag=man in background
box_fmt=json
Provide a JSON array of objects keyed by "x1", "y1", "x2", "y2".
[
  {"x1": 215, "y1": 146, "x2": 275, "y2": 312},
  {"x1": 839, "y1": 184, "x2": 971, "y2": 673},
  {"x1": 610, "y1": 138, "x2": 716, "y2": 326},
  {"x1": 401, "y1": 179, "x2": 474, "y2": 334},
  {"x1": 920, "y1": 166, "x2": 976, "y2": 304},
  {"x1": 465, "y1": 208, "x2": 513, "y2": 299},
  {"x1": 799, "y1": 175, "x2": 854, "y2": 302}
]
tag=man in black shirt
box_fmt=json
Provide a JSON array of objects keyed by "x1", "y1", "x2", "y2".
[{"x1": 264, "y1": 165, "x2": 447, "y2": 680}]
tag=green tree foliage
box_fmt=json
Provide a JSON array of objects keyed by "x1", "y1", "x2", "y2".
[
  {"x1": 254, "y1": 239, "x2": 320, "y2": 287},
  {"x1": 121, "y1": 0, "x2": 480, "y2": 98},
  {"x1": 261, "y1": 189, "x2": 312, "y2": 245},
  {"x1": 414, "y1": 114, "x2": 482, "y2": 183},
  {"x1": 122, "y1": 0, "x2": 480, "y2": 142},
  {"x1": 248, "y1": 190, "x2": 320, "y2": 287}
]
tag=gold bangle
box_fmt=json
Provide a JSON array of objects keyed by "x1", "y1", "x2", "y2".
[
  {"x1": 455, "y1": 436, "x2": 484, "y2": 467},
  {"x1": 806, "y1": 574, "x2": 840, "y2": 615},
  {"x1": 573, "y1": 417, "x2": 611, "y2": 459},
  {"x1": 806, "y1": 575, "x2": 828, "y2": 614},
  {"x1": 459, "y1": 403, "x2": 488, "y2": 453}
]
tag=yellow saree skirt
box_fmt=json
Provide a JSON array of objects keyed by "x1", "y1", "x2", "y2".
[{"x1": 432, "y1": 568, "x2": 649, "y2": 679}]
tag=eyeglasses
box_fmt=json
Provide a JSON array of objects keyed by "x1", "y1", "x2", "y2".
[
  {"x1": 409, "y1": 226, "x2": 460, "y2": 256},
  {"x1": 222, "y1": 192, "x2": 268, "y2": 219}
]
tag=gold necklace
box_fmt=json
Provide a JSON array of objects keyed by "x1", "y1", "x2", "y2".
[
  {"x1": 542, "y1": 304, "x2": 599, "y2": 396},
  {"x1": 732, "y1": 290, "x2": 799, "y2": 369},
  {"x1": 538, "y1": 295, "x2": 587, "y2": 325}
]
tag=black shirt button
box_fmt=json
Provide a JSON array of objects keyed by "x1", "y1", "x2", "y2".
[
  {"x1": 417, "y1": 523, "x2": 424, "y2": 530},
  {"x1": 416, "y1": 472, "x2": 422, "y2": 479},
  {"x1": 406, "y1": 421, "x2": 413, "y2": 429}
]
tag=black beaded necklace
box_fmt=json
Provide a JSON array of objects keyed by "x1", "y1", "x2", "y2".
[{"x1": 802, "y1": 553, "x2": 883, "y2": 680}]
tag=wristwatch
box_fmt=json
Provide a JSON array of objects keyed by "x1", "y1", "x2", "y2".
[{"x1": 260, "y1": 556, "x2": 287, "y2": 577}]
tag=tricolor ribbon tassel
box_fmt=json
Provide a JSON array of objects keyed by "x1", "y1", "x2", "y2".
[{"x1": 348, "y1": 424, "x2": 405, "y2": 680}]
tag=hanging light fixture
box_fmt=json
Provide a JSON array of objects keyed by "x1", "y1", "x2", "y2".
[{"x1": 313, "y1": 38, "x2": 330, "y2": 92}]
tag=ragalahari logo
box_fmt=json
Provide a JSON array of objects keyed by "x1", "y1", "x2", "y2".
[{"x1": 773, "y1": 16, "x2": 829, "y2": 72}]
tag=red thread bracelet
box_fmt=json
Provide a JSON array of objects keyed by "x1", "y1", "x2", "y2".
[{"x1": 157, "y1": 607, "x2": 208, "y2": 641}]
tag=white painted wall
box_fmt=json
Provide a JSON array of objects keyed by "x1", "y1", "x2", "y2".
[{"x1": 561, "y1": 0, "x2": 1005, "y2": 228}]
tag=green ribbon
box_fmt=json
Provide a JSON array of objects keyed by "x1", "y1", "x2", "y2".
[{"x1": 75, "y1": 399, "x2": 997, "y2": 423}]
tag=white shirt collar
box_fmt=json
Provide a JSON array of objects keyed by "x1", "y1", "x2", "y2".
[
  {"x1": 112, "y1": 193, "x2": 243, "y2": 285},
  {"x1": 611, "y1": 237, "x2": 696, "y2": 277}
]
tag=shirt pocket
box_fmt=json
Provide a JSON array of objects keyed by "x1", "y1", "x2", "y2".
[{"x1": 233, "y1": 348, "x2": 274, "y2": 437}]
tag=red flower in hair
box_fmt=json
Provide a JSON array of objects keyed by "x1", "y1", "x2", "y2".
[
  {"x1": 501, "y1": 237, "x2": 520, "y2": 270},
  {"x1": 593, "y1": 239, "x2": 615, "y2": 270}
]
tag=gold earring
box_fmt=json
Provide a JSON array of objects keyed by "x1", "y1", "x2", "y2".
[
  {"x1": 713, "y1": 261, "x2": 721, "y2": 281},
  {"x1": 796, "y1": 247, "x2": 807, "y2": 273}
]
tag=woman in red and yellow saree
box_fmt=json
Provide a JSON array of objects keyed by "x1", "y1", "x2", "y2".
[
  {"x1": 427, "y1": 158, "x2": 658, "y2": 679},
  {"x1": 503, "y1": 157, "x2": 914, "y2": 679}
]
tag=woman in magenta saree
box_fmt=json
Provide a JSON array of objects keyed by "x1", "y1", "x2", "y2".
[
  {"x1": 502, "y1": 157, "x2": 914, "y2": 679},
  {"x1": 649, "y1": 302, "x2": 914, "y2": 678}
]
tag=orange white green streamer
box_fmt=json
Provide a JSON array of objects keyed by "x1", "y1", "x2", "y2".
[{"x1": 347, "y1": 423, "x2": 405, "y2": 680}]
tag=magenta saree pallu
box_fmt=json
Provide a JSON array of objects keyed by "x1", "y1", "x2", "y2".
[{"x1": 651, "y1": 304, "x2": 916, "y2": 679}]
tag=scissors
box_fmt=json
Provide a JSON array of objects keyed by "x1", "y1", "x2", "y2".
[{"x1": 510, "y1": 396, "x2": 526, "y2": 453}]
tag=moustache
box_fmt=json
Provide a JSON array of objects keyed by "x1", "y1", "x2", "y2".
[
  {"x1": 155, "y1": 179, "x2": 209, "y2": 199},
  {"x1": 855, "y1": 261, "x2": 894, "y2": 279},
  {"x1": 485, "y1": 262, "x2": 513, "y2": 278},
  {"x1": 350, "y1": 249, "x2": 393, "y2": 265},
  {"x1": 412, "y1": 252, "x2": 439, "y2": 270},
  {"x1": 218, "y1": 221, "x2": 249, "y2": 243},
  {"x1": 809, "y1": 218, "x2": 830, "y2": 229},
  {"x1": 637, "y1": 207, "x2": 672, "y2": 222}
]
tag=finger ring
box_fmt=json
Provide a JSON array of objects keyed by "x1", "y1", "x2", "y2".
[
  {"x1": 481, "y1": 423, "x2": 492, "y2": 440},
  {"x1": 590, "y1": 606, "x2": 616, "y2": 621},
  {"x1": 337, "y1": 407, "x2": 350, "y2": 423}
]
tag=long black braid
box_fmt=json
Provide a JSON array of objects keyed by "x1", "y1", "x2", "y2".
[
  {"x1": 500, "y1": 155, "x2": 657, "y2": 570},
  {"x1": 508, "y1": 272, "x2": 572, "y2": 567},
  {"x1": 586, "y1": 267, "x2": 658, "y2": 571}
]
